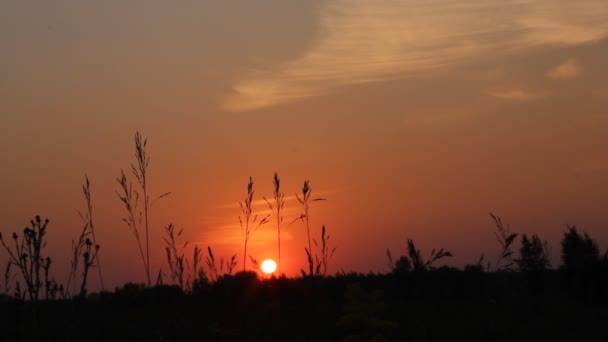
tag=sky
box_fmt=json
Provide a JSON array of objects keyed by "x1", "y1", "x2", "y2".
[{"x1": 1, "y1": 0, "x2": 607, "y2": 291}]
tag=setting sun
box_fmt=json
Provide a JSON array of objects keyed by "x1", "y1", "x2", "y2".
[{"x1": 261, "y1": 259, "x2": 277, "y2": 274}]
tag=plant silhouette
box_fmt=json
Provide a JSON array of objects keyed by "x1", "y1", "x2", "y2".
[
  {"x1": 0, "y1": 216, "x2": 60, "y2": 301},
  {"x1": 517, "y1": 234, "x2": 550, "y2": 272},
  {"x1": 294, "y1": 180, "x2": 326, "y2": 276},
  {"x1": 490, "y1": 213, "x2": 518, "y2": 271},
  {"x1": 561, "y1": 225, "x2": 600, "y2": 272},
  {"x1": 264, "y1": 173, "x2": 285, "y2": 274},
  {"x1": 239, "y1": 177, "x2": 269, "y2": 271},
  {"x1": 116, "y1": 132, "x2": 171, "y2": 286}
]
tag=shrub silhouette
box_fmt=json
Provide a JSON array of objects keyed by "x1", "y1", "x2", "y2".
[{"x1": 0, "y1": 216, "x2": 60, "y2": 301}]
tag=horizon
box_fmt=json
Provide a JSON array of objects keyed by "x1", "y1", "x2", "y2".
[{"x1": 1, "y1": 0, "x2": 607, "y2": 291}]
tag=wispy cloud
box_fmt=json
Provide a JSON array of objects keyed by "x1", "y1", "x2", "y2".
[
  {"x1": 223, "y1": 0, "x2": 608, "y2": 111},
  {"x1": 486, "y1": 89, "x2": 546, "y2": 101},
  {"x1": 546, "y1": 59, "x2": 582, "y2": 80}
]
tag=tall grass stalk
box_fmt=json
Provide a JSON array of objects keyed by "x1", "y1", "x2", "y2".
[
  {"x1": 294, "y1": 180, "x2": 326, "y2": 276},
  {"x1": 68, "y1": 176, "x2": 103, "y2": 296},
  {"x1": 265, "y1": 173, "x2": 285, "y2": 274},
  {"x1": 132, "y1": 132, "x2": 152, "y2": 286},
  {"x1": 239, "y1": 177, "x2": 270, "y2": 271},
  {"x1": 116, "y1": 170, "x2": 149, "y2": 284},
  {"x1": 163, "y1": 224, "x2": 186, "y2": 290},
  {"x1": 490, "y1": 213, "x2": 518, "y2": 271},
  {"x1": 314, "y1": 225, "x2": 336, "y2": 276},
  {"x1": 162, "y1": 224, "x2": 203, "y2": 291},
  {"x1": 116, "y1": 132, "x2": 170, "y2": 286}
]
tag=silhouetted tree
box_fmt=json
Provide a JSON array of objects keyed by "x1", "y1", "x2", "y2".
[
  {"x1": 517, "y1": 234, "x2": 550, "y2": 295},
  {"x1": 560, "y1": 226, "x2": 602, "y2": 300},
  {"x1": 394, "y1": 256, "x2": 411, "y2": 273},
  {"x1": 561, "y1": 226, "x2": 600, "y2": 272},
  {"x1": 517, "y1": 234, "x2": 550, "y2": 273}
]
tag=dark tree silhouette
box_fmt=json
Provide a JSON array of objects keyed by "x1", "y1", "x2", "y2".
[
  {"x1": 518, "y1": 234, "x2": 550, "y2": 273},
  {"x1": 561, "y1": 226, "x2": 600, "y2": 272}
]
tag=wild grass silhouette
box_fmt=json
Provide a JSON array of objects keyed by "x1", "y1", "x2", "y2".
[
  {"x1": 2, "y1": 132, "x2": 608, "y2": 341},
  {"x1": 116, "y1": 132, "x2": 171, "y2": 286},
  {"x1": 239, "y1": 177, "x2": 269, "y2": 271},
  {"x1": 67, "y1": 175, "x2": 102, "y2": 297},
  {"x1": 293, "y1": 180, "x2": 327, "y2": 276},
  {"x1": 264, "y1": 173, "x2": 285, "y2": 274}
]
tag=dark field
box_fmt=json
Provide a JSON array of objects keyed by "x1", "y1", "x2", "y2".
[{"x1": 2, "y1": 270, "x2": 607, "y2": 342}]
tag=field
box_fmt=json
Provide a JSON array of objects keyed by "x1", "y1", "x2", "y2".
[{"x1": 1, "y1": 270, "x2": 607, "y2": 341}]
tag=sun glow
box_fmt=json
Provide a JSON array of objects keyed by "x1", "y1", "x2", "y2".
[{"x1": 261, "y1": 259, "x2": 277, "y2": 274}]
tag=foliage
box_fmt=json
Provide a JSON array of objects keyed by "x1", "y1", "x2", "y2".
[
  {"x1": 490, "y1": 213, "x2": 518, "y2": 271},
  {"x1": 387, "y1": 239, "x2": 452, "y2": 273},
  {"x1": 205, "y1": 246, "x2": 237, "y2": 282},
  {"x1": 560, "y1": 225, "x2": 600, "y2": 272},
  {"x1": 517, "y1": 234, "x2": 550, "y2": 273}
]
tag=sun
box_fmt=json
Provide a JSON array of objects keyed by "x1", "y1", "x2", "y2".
[{"x1": 261, "y1": 259, "x2": 277, "y2": 274}]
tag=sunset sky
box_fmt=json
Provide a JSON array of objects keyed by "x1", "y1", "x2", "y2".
[{"x1": 1, "y1": 1, "x2": 607, "y2": 290}]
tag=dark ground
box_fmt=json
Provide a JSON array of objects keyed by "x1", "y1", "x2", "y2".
[{"x1": 1, "y1": 270, "x2": 607, "y2": 342}]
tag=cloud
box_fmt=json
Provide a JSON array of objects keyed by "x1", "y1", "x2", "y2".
[
  {"x1": 546, "y1": 59, "x2": 582, "y2": 80},
  {"x1": 224, "y1": 0, "x2": 608, "y2": 111},
  {"x1": 486, "y1": 89, "x2": 546, "y2": 101}
]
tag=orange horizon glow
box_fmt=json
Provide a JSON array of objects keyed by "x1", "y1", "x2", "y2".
[{"x1": 1, "y1": 1, "x2": 608, "y2": 291}]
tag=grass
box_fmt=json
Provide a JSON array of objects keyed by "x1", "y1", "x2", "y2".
[
  {"x1": 162, "y1": 224, "x2": 204, "y2": 292},
  {"x1": 264, "y1": 173, "x2": 285, "y2": 274},
  {"x1": 67, "y1": 175, "x2": 103, "y2": 297},
  {"x1": 490, "y1": 212, "x2": 518, "y2": 271},
  {"x1": 239, "y1": 177, "x2": 269, "y2": 271},
  {"x1": 116, "y1": 132, "x2": 170, "y2": 286},
  {"x1": 387, "y1": 239, "x2": 452, "y2": 272},
  {"x1": 315, "y1": 225, "x2": 336, "y2": 276},
  {"x1": 294, "y1": 180, "x2": 327, "y2": 277},
  {"x1": 205, "y1": 246, "x2": 237, "y2": 282}
]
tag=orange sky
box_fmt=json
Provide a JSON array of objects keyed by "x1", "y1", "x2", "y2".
[{"x1": 1, "y1": 0, "x2": 608, "y2": 291}]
